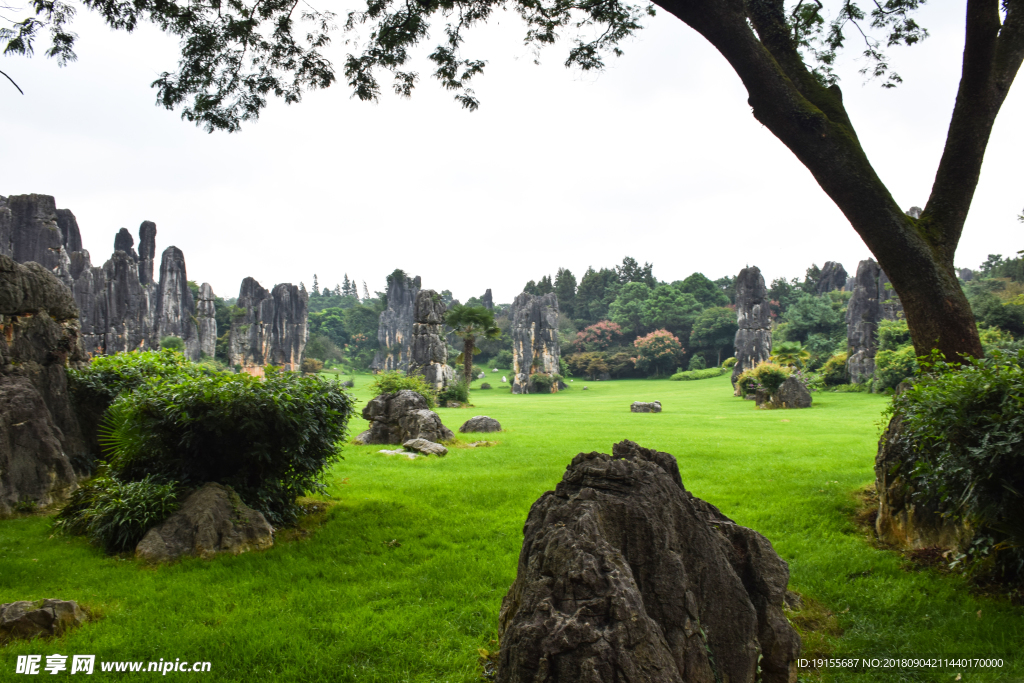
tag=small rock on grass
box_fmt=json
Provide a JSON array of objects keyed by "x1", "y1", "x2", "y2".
[
  {"x1": 402, "y1": 438, "x2": 448, "y2": 456},
  {"x1": 0, "y1": 600, "x2": 87, "y2": 643},
  {"x1": 467, "y1": 441, "x2": 497, "y2": 448}
]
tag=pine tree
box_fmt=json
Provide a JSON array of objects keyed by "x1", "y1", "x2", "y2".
[{"x1": 312, "y1": 274, "x2": 320, "y2": 296}]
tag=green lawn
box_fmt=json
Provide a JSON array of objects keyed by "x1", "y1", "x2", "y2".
[{"x1": 2, "y1": 374, "x2": 1022, "y2": 682}]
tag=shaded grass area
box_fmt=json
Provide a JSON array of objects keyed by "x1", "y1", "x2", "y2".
[{"x1": 1, "y1": 375, "x2": 1022, "y2": 681}]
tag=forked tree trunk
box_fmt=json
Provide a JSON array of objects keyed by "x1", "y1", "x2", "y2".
[{"x1": 659, "y1": 0, "x2": 1023, "y2": 362}]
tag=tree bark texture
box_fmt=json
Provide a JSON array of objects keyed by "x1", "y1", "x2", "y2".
[
  {"x1": 463, "y1": 335, "x2": 475, "y2": 385},
  {"x1": 657, "y1": 0, "x2": 1024, "y2": 361}
]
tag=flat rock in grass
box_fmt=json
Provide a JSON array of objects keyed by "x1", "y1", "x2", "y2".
[
  {"x1": 630, "y1": 400, "x2": 662, "y2": 413},
  {"x1": 135, "y1": 483, "x2": 273, "y2": 563},
  {"x1": 0, "y1": 599, "x2": 87, "y2": 642},
  {"x1": 378, "y1": 449, "x2": 419, "y2": 458},
  {"x1": 497, "y1": 440, "x2": 800, "y2": 683},
  {"x1": 459, "y1": 416, "x2": 501, "y2": 433},
  {"x1": 402, "y1": 438, "x2": 448, "y2": 456},
  {"x1": 467, "y1": 441, "x2": 496, "y2": 448}
]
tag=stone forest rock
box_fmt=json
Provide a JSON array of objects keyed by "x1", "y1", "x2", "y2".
[
  {"x1": 2, "y1": 194, "x2": 212, "y2": 362},
  {"x1": 135, "y1": 483, "x2": 274, "y2": 562},
  {"x1": 459, "y1": 416, "x2": 501, "y2": 433},
  {"x1": 497, "y1": 440, "x2": 800, "y2": 683},
  {"x1": 731, "y1": 266, "x2": 772, "y2": 395},
  {"x1": 371, "y1": 272, "x2": 420, "y2": 373},
  {"x1": 816, "y1": 261, "x2": 849, "y2": 295},
  {"x1": 0, "y1": 599, "x2": 88, "y2": 643},
  {"x1": 481, "y1": 288, "x2": 494, "y2": 310},
  {"x1": 0, "y1": 255, "x2": 86, "y2": 515},
  {"x1": 630, "y1": 400, "x2": 662, "y2": 413},
  {"x1": 359, "y1": 390, "x2": 454, "y2": 445},
  {"x1": 228, "y1": 277, "x2": 308, "y2": 374},
  {"x1": 196, "y1": 283, "x2": 217, "y2": 359},
  {"x1": 408, "y1": 289, "x2": 454, "y2": 390},
  {"x1": 402, "y1": 438, "x2": 448, "y2": 456},
  {"x1": 510, "y1": 292, "x2": 560, "y2": 394},
  {"x1": 755, "y1": 377, "x2": 812, "y2": 409},
  {"x1": 846, "y1": 259, "x2": 902, "y2": 383}
]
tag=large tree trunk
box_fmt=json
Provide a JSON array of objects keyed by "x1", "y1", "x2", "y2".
[
  {"x1": 463, "y1": 335, "x2": 475, "y2": 384},
  {"x1": 659, "y1": 0, "x2": 1024, "y2": 361}
]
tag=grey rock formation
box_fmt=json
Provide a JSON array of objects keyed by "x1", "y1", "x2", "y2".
[
  {"x1": 153, "y1": 247, "x2": 199, "y2": 357},
  {"x1": 958, "y1": 268, "x2": 975, "y2": 282},
  {"x1": 459, "y1": 416, "x2": 501, "y2": 433},
  {"x1": 906, "y1": 206, "x2": 923, "y2": 219},
  {"x1": 402, "y1": 438, "x2": 448, "y2": 456},
  {"x1": 0, "y1": 599, "x2": 88, "y2": 642},
  {"x1": 113, "y1": 228, "x2": 138, "y2": 261},
  {"x1": 816, "y1": 261, "x2": 849, "y2": 295},
  {"x1": 0, "y1": 194, "x2": 73, "y2": 283},
  {"x1": 630, "y1": 400, "x2": 662, "y2": 413},
  {"x1": 497, "y1": 441, "x2": 800, "y2": 683},
  {"x1": 408, "y1": 289, "x2": 454, "y2": 390},
  {"x1": 481, "y1": 288, "x2": 494, "y2": 310},
  {"x1": 510, "y1": 292, "x2": 560, "y2": 394},
  {"x1": 359, "y1": 390, "x2": 454, "y2": 444},
  {"x1": 196, "y1": 283, "x2": 217, "y2": 359},
  {"x1": 371, "y1": 272, "x2": 420, "y2": 373},
  {"x1": 846, "y1": 259, "x2": 902, "y2": 383},
  {"x1": 228, "y1": 277, "x2": 308, "y2": 374},
  {"x1": 1, "y1": 255, "x2": 86, "y2": 514},
  {"x1": 755, "y1": 377, "x2": 812, "y2": 409},
  {"x1": 55, "y1": 209, "x2": 83, "y2": 254},
  {"x1": 135, "y1": 483, "x2": 274, "y2": 562},
  {"x1": 138, "y1": 221, "x2": 157, "y2": 285},
  {"x1": 732, "y1": 267, "x2": 772, "y2": 394}
]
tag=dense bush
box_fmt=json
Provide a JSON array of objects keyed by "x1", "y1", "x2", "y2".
[
  {"x1": 160, "y1": 335, "x2": 185, "y2": 351},
  {"x1": 687, "y1": 354, "x2": 706, "y2": 371},
  {"x1": 887, "y1": 350, "x2": 1024, "y2": 579},
  {"x1": 735, "y1": 362, "x2": 790, "y2": 397},
  {"x1": 875, "y1": 345, "x2": 919, "y2": 391},
  {"x1": 633, "y1": 329, "x2": 684, "y2": 377},
  {"x1": 369, "y1": 371, "x2": 436, "y2": 410},
  {"x1": 438, "y1": 380, "x2": 469, "y2": 405},
  {"x1": 819, "y1": 352, "x2": 848, "y2": 386},
  {"x1": 721, "y1": 357, "x2": 737, "y2": 368},
  {"x1": 480, "y1": 382, "x2": 492, "y2": 390},
  {"x1": 493, "y1": 349, "x2": 514, "y2": 369},
  {"x1": 670, "y1": 367, "x2": 726, "y2": 381},
  {"x1": 301, "y1": 358, "x2": 325, "y2": 374},
  {"x1": 99, "y1": 370, "x2": 354, "y2": 525},
  {"x1": 55, "y1": 476, "x2": 180, "y2": 553},
  {"x1": 530, "y1": 373, "x2": 555, "y2": 392}
]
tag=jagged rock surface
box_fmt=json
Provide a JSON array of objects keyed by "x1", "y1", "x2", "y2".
[
  {"x1": 196, "y1": 283, "x2": 217, "y2": 359},
  {"x1": 0, "y1": 599, "x2": 88, "y2": 642},
  {"x1": 459, "y1": 416, "x2": 501, "y2": 433},
  {"x1": 138, "y1": 221, "x2": 156, "y2": 285},
  {"x1": 402, "y1": 438, "x2": 448, "y2": 456},
  {"x1": 510, "y1": 292, "x2": 560, "y2": 394},
  {"x1": 135, "y1": 483, "x2": 274, "y2": 562},
  {"x1": 481, "y1": 289, "x2": 494, "y2": 310},
  {"x1": 408, "y1": 289, "x2": 454, "y2": 390},
  {"x1": 497, "y1": 440, "x2": 800, "y2": 683},
  {"x1": 0, "y1": 194, "x2": 69, "y2": 276},
  {"x1": 358, "y1": 390, "x2": 454, "y2": 444},
  {"x1": 152, "y1": 246, "x2": 199, "y2": 357},
  {"x1": 228, "y1": 277, "x2": 308, "y2": 374},
  {"x1": 816, "y1": 261, "x2": 849, "y2": 295},
  {"x1": 372, "y1": 272, "x2": 420, "y2": 373},
  {"x1": 732, "y1": 267, "x2": 772, "y2": 394},
  {"x1": 630, "y1": 400, "x2": 662, "y2": 413},
  {"x1": 0, "y1": 255, "x2": 85, "y2": 514},
  {"x1": 755, "y1": 377, "x2": 812, "y2": 409},
  {"x1": 846, "y1": 259, "x2": 902, "y2": 383}
]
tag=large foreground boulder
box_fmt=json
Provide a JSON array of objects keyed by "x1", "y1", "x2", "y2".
[
  {"x1": 135, "y1": 483, "x2": 274, "y2": 562},
  {"x1": 358, "y1": 390, "x2": 454, "y2": 444},
  {"x1": 498, "y1": 440, "x2": 800, "y2": 683},
  {"x1": 0, "y1": 599, "x2": 88, "y2": 643}
]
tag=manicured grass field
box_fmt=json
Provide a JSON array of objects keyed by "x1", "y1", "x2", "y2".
[{"x1": 2, "y1": 374, "x2": 1022, "y2": 682}]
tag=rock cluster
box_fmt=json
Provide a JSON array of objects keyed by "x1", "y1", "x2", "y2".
[
  {"x1": 816, "y1": 261, "x2": 849, "y2": 294},
  {"x1": 755, "y1": 376, "x2": 812, "y2": 409},
  {"x1": 135, "y1": 483, "x2": 274, "y2": 562},
  {"x1": 497, "y1": 440, "x2": 800, "y2": 683},
  {"x1": 408, "y1": 289, "x2": 454, "y2": 390},
  {"x1": 731, "y1": 266, "x2": 772, "y2": 394},
  {"x1": 1, "y1": 255, "x2": 86, "y2": 514},
  {"x1": 371, "y1": 272, "x2": 420, "y2": 373},
  {"x1": 846, "y1": 259, "x2": 902, "y2": 383},
  {"x1": 459, "y1": 416, "x2": 501, "y2": 433},
  {"x1": 1, "y1": 194, "x2": 218, "y2": 361},
  {"x1": 510, "y1": 292, "x2": 561, "y2": 394},
  {"x1": 0, "y1": 599, "x2": 88, "y2": 642},
  {"x1": 228, "y1": 277, "x2": 308, "y2": 374},
  {"x1": 357, "y1": 390, "x2": 454, "y2": 445},
  {"x1": 630, "y1": 400, "x2": 662, "y2": 413}
]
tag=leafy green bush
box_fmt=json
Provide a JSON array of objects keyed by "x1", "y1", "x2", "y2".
[
  {"x1": 829, "y1": 383, "x2": 868, "y2": 393},
  {"x1": 721, "y1": 357, "x2": 737, "y2": 369},
  {"x1": 480, "y1": 382, "x2": 492, "y2": 390},
  {"x1": 687, "y1": 354, "x2": 707, "y2": 371},
  {"x1": 735, "y1": 362, "x2": 791, "y2": 397},
  {"x1": 438, "y1": 380, "x2": 469, "y2": 405},
  {"x1": 886, "y1": 350, "x2": 1024, "y2": 579},
  {"x1": 530, "y1": 373, "x2": 555, "y2": 392},
  {"x1": 369, "y1": 371, "x2": 436, "y2": 410},
  {"x1": 55, "y1": 476, "x2": 180, "y2": 553},
  {"x1": 820, "y1": 352, "x2": 848, "y2": 386},
  {"x1": 670, "y1": 367, "x2": 726, "y2": 381},
  {"x1": 875, "y1": 345, "x2": 918, "y2": 391},
  {"x1": 493, "y1": 350, "x2": 514, "y2": 369},
  {"x1": 160, "y1": 335, "x2": 185, "y2": 351},
  {"x1": 99, "y1": 370, "x2": 354, "y2": 525},
  {"x1": 301, "y1": 358, "x2": 325, "y2": 374}
]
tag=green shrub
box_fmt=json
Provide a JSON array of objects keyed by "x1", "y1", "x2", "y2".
[
  {"x1": 530, "y1": 373, "x2": 555, "y2": 392},
  {"x1": 829, "y1": 383, "x2": 867, "y2": 393},
  {"x1": 301, "y1": 358, "x2": 325, "y2": 374},
  {"x1": 820, "y1": 352, "x2": 848, "y2": 386},
  {"x1": 687, "y1": 354, "x2": 707, "y2": 371},
  {"x1": 480, "y1": 382, "x2": 492, "y2": 390},
  {"x1": 721, "y1": 357, "x2": 737, "y2": 369},
  {"x1": 670, "y1": 367, "x2": 726, "y2": 381},
  {"x1": 369, "y1": 371, "x2": 436, "y2": 410},
  {"x1": 160, "y1": 335, "x2": 185, "y2": 351},
  {"x1": 55, "y1": 476, "x2": 180, "y2": 553},
  {"x1": 438, "y1": 380, "x2": 469, "y2": 405},
  {"x1": 875, "y1": 345, "x2": 918, "y2": 390},
  {"x1": 886, "y1": 350, "x2": 1024, "y2": 579},
  {"x1": 493, "y1": 350, "x2": 514, "y2": 369},
  {"x1": 99, "y1": 370, "x2": 354, "y2": 525},
  {"x1": 735, "y1": 362, "x2": 791, "y2": 397}
]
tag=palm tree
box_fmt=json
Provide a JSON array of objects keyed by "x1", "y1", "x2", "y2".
[
  {"x1": 770, "y1": 341, "x2": 810, "y2": 368},
  {"x1": 445, "y1": 304, "x2": 501, "y2": 386}
]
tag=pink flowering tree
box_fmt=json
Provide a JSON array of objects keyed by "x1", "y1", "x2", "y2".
[
  {"x1": 633, "y1": 330, "x2": 684, "y2": 377},
  {"x1": 573, "y1": 320, "x2": 624, "y2": 352}
]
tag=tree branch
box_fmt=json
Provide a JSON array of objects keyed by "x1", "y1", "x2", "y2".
[{"x1": 0, "y1": 67, "x2": 24, "y2": 93}]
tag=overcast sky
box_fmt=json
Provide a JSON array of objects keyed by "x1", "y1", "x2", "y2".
[{"x1": 1, "y1": 2, "x2": 1020, "y2": 304}]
